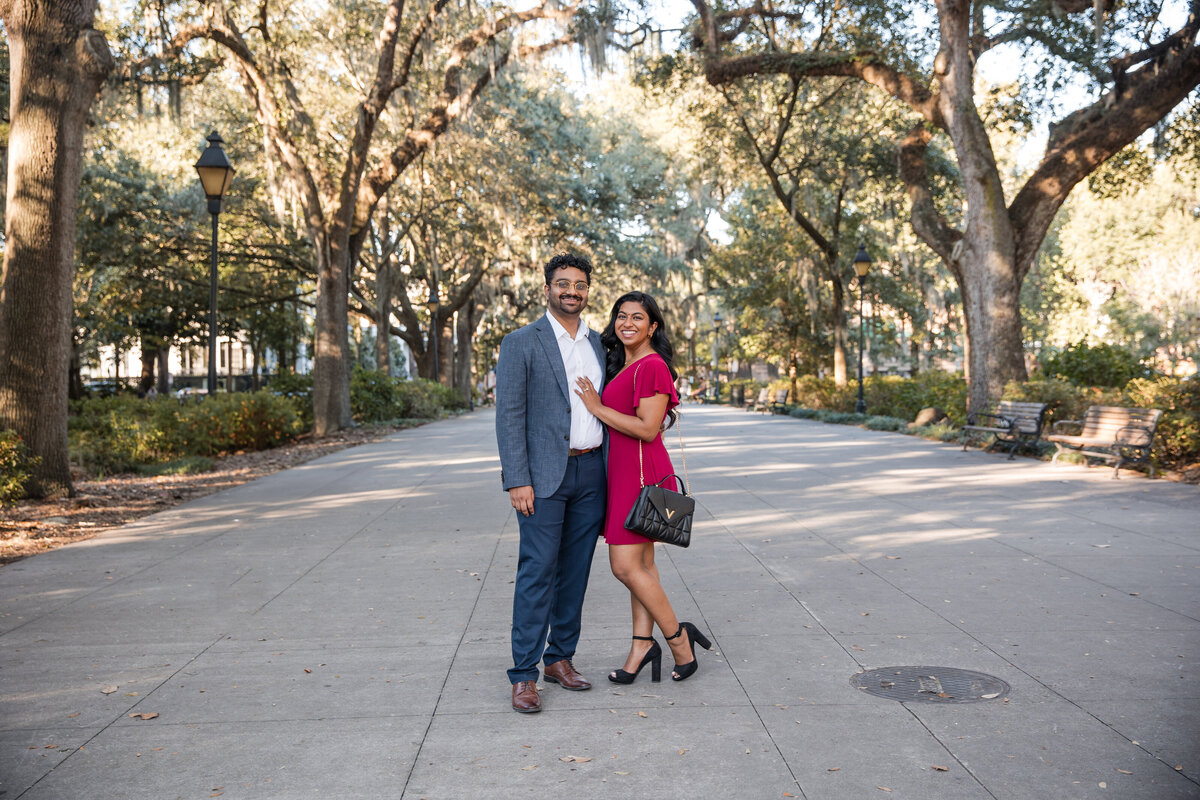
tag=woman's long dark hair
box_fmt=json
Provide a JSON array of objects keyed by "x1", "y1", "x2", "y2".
[{"x1": 600, "y1": 291, "x2": 679, "y2": 427}]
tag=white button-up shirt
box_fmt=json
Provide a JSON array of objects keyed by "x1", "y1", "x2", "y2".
[{"x1": 545, "y1": 312, "x2": 604, "y2": 450}]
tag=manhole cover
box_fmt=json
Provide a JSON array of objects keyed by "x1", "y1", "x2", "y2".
[{"x1": 851, "y1": 666, "x2": 1010, "y2": 704}]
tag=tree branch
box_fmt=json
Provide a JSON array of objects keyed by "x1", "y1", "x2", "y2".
[
  {"x1": 1009, "y1": 17, "x2": 1200, "y2": 277},
  {"x1": 898, "y1": 124, "x2": 961, "y2": 268},
  {"x1": 699, "y1": 49, "x2": 944, "y2": 128}
]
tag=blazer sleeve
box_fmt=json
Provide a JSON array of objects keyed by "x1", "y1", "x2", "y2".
[{"x1": 495, "y1": 331, "x2": 532, "y2": 490}]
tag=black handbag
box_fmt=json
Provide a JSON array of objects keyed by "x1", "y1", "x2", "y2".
[
  {"x1": 622, "y1": 362, "x2": 695, "y2": 547},
  {"x1": 624, "y1": 472, "x2": 694, "y2": 547}
]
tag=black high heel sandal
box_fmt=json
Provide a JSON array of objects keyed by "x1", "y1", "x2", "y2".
[
  {"x1": 608, "y1": 635, "x2": 662, "y2": 684},
  {"x1": 666, "y1": 621, "x2": 712, "y2": 682}
]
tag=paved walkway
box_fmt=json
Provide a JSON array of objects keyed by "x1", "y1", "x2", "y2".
[{"x1": 1, "y1": 405, "x2": 1198, "y2": 799}]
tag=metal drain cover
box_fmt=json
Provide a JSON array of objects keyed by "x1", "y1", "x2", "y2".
[{"x1": 851, "y1": 666, "x2": 1010, "y2": 704}]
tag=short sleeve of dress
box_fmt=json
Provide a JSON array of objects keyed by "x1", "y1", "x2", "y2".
[{"x1": 633, "y1": 356, "x2": 679, "y2": 410}]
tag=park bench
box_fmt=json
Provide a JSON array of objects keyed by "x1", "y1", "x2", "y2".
[
  {"x1": 768, "y1": 388, "x2": 789, "y2": 413},
  {"x1": 746, "y1": 387, "x2": 769, "y2": 412},
  {"x1": 1046, "y1": 405, "x2": 1163, "y2": 478},
  {"x1": 961, "y1": 400, "x2": 1049, "y2": 460}
]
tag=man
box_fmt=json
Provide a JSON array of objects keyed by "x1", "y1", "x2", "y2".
[{"x1": 495, "y1": 252, "x2": 607, "y2": 713}]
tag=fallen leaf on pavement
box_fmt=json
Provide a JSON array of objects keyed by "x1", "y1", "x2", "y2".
[
  {"x1": 521, "y1": 765, "x2": 537, "y2": 771},
  {"x1": 128, "y1": 712, "x2": 158, "y2": 720},
  {"x1": 100, "y1": 686, "x2": 118, "y2": 695},
  {"x1": 1116, "y1": 769, "x2": 1132, "y2": 775},
  {"x1": 828, "y1": 767, "x2": 840, "y2": 772},
  {"x1": 932, "y1": 765, "x2": 949, "y2": 771},
  {"x1": 878, "y1": 787, "x2": 892, "y2": 792},
  {"x1": 637, "y1": 711, "x2": 647, "y2": 718},
  {"x1": 560, "y1": 756, "x2": 592, "y2": 763}
]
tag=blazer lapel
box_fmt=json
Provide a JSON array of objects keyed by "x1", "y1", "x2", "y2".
[{"x1": 533, "y1": 318, "x2": 570, "y2": 401}]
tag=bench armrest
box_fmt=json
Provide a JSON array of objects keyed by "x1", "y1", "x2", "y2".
[
  {"x1": 1051, "y1": 419, "x2": 1083, "y2": 435},
  {"x1": 966, "y1": 412, "x2": 1014, "y2": 430},
  {"x1": 1114, "y1": 424, "x2": 1153, "y2": 447}
]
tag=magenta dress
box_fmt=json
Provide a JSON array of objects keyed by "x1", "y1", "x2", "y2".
[{"x1": 602, "y1": 354, "x2": 681, "y2": 545}]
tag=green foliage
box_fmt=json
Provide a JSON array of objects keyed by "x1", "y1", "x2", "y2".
[
  {"x1": 135, "y1": 457, "x2": 215, "y2": 476},
  {"x1": 785, "y1": 371, "x2": 968, "y2": 424},
  {"x1": 1003, "y1": 375, "x2": 1200, "y2": 470},
  {"x1": 908, "y1": 423, "x2": 963, "y2": 443},
  {"x1": 267, "y1": 372, "x2": 314, "y2": 430},
  {"x1": 0, "y1": 431, "x2": 40, "y2": 505},
  {"x1": 69, "y1": 393, "x2": 302, "y2": 475},
  {"x1": 1039, "y1": 341, "x2": 1152, "y2": 388},
  {"x1": 864, "y1": 415, "x2": 909, "y2": 431},
  {"x1": 350, "y1": 367, "x2": 466, "y2": 423}
]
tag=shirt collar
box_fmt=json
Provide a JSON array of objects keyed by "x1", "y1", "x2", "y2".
[{"x1": 545, "y1": 311, "x2": 588, "y2": 342}]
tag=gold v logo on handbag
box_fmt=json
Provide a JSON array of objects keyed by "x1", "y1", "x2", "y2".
[{"x1": 666, "y1": 508, "x2": 676, "y2": 519}]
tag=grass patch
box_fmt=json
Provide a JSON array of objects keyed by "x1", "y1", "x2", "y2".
[{"x1": 135, "y1": 456, "x2": 215, "y2": 476}]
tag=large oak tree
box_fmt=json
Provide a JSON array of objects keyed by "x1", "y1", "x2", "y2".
[
  {"x1": 166, "y1": 0, "x2": 581, "y2": 435},
  {"x1": 685, "y1": 0, "x2": 1200, "y2": 410},
  {"x1": 0, "y1": 0, "x2": 112, "y2": 496}
]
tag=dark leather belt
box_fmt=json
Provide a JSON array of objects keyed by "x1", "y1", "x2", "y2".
[{"x1": 568, "y1": 447, "x2": 597, "y2": 457}]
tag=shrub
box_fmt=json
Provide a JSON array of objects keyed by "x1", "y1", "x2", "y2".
[
  {"x1": 266, "y1": 371, "x2": 314, "y2": 430},
  {"x1": 1039, "y1": 341, "x2": 1152, "y2": 387},
  {"x1": 864, "y1": 415, "x2": 909, "y2": 431},
  {"x1": 69, "y1": 391, "x2": 303, "y2": 475},
  {"x1": 787, "y1": 407, "x2": 820, "y2": 420},
  {"x1": 0, "y1": 430, "x2": 39, "y2": 505},
  {"x1": 350, "y1": 368, "x2": 466, "y2": 422}
]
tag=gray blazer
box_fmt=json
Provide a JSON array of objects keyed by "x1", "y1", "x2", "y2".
[{"x1": 495, "y1": 315, "x2": 606, "y2": 497}]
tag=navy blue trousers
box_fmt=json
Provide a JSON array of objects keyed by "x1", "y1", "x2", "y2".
[{"x1": 508, "y1": 449, "x2": 605, "y2": 684}]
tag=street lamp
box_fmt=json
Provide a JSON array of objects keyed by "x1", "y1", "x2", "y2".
[
  {"x1": 711, "y1": 312, "x2": 722, "y2": 401},
  {"x1": 194, "y1": 131, "x2": 234, "y2": 396},
  {"x1": 427, "y1": 286, "x2": 440, "y2": 383},
  {"x1": 853, "y1": 243, "x2": 872, "y2": 414}
]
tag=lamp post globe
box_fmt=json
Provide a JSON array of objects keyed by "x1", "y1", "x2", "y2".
[
  {"x1": 194, "y1": 132, "x2": 234, "y2": 396},
  {"x1": 852, "y1": 244, "x2": 872, "y2": 414}
]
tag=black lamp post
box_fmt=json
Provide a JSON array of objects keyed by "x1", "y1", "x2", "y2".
[
  {"x1": 710, "y1": 312, "x2": 722, "y2": 401},
  {"x1": 853, "y1": 243, "x2": 872, "y2": 414},
  {"x1": 194, "y1": 132, "x2": 235, "y2": 396},
  {"x1": 427, "y1": 286, "x2": 440, "y2": 383}
]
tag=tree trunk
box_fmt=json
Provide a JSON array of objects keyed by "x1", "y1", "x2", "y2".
[
  {"x1": 831, "y1": 277, "x2": 847, "y2": 385},
  {"x1": 455, "y1": 307, "x2": 472, "y2": 404},
  {"x1": 138, "y1": 336, "x2": 156, "y2": 394},
  {"x1": 312, "y1": 235, "x2": 352, "y2": 434},
  {"x1": 156, "y1": 347, "x2": 170, "y2": 394},
  {"x1": 375, "y1": 255, "x2": 391, "y2": 375},
  {"x1": 0, "y1": 0, "x2": 112, "y2": 497}
]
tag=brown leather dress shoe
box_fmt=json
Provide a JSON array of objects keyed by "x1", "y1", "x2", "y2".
[
  {"x1": 543, "y1": 659, "x2": 591, "y2": 691},
  {"x1": 511, "y1": 680, "x2": 541, "y2": 713}
]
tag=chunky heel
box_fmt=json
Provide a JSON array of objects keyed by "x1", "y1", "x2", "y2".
[
  {"x1": 609, "y1": 635, "x2": 662, "y2": 684},
  {"x1": 666, "y1": 621, "x2": 711, "y2": 682}
]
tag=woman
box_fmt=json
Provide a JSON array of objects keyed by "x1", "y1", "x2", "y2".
[{"x1": 575, "y1": 292, "x2": 712, "y2": 683}]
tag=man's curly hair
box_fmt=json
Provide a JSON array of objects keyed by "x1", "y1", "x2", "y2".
[{"x1": 543, "y1": 252, "x2": 593, "y2": 286}]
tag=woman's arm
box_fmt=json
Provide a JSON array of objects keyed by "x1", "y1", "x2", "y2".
[{"x1": 574, "y1": 376, "x2": 667, "y2": 442}]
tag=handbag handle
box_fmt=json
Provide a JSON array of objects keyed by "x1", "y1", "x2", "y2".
[{"x1": 631, "y1": 362, "x2": 690, "y2": 495}]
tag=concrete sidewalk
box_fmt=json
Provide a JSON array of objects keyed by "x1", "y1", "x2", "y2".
[{"x1": 1, "y1": 405, "x2": 1197, "y2": 799}]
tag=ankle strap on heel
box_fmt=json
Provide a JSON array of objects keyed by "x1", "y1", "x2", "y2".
[
  {"x1": 632, "y1": 635, "x2": 655, "y2": 641},
  {"x1": 665, "y1": 625, "x2": 684, "y2": 641}
]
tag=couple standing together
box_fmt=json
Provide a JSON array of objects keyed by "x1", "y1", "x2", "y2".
[{"x1": 495, "y1": 252, "x2": 712, "y2": 713}]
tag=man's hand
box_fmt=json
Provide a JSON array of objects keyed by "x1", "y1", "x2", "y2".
[{"x1": 509, "y1": 485, "x2": 535, "y2": 517}]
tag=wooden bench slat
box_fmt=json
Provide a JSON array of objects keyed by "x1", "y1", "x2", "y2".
[{"x1": 1049, "y1": 405, "x2": 1162, "y2": 478}]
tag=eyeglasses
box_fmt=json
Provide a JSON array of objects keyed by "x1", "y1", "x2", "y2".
[{"x1": 551, "y1": 280, "x2": 589, "y2": 292}]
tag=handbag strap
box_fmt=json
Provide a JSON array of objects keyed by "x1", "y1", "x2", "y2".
[{"x1": 630, "y1": 361, "x2": 690, "y2": 495}]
